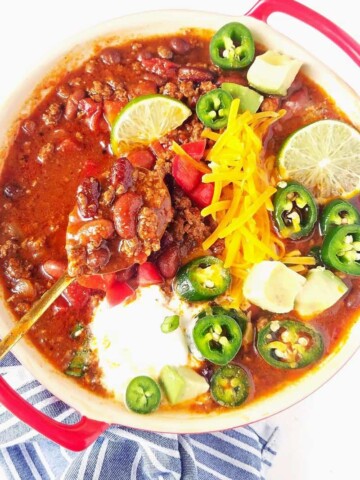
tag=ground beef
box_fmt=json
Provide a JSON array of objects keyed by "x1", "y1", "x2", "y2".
[
  {"x1": 4, "y1": 257, "x2": 32, "y2": 281},
  {"x1": 169, "y1": 186, "x2": 212, "y2": 257},
  {"x1": 37, "y1": 142, "x2": 55, "y2": 164},
  {"x1": 21, "y1": 236, "x2": 47, "y2": 260},
  {"x1": 0, "y1": 239, "x2": 19, "y2": 259},
  {"x1": 42, "y1": 103, "x2": 63, "y2": 126},
  {"x1": 160, "y1": 82, "x2": 182, "y2": 100},
  {"x1": 87, "y1": 81, "x2": 113, "y2": 102}
]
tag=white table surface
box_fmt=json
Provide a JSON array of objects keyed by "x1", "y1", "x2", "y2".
[{"x1": 0, "y1": 1, "x2": 359, "y2": 479}]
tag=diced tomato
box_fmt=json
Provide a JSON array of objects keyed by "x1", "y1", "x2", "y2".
[
  {"x1": 78, "y1": 273, "x2": 116, "y2": 291},
  {"x1": 189, "y1": 182, "x2": 214, "y2": 208},
  {"x1": 172, "y1": 155, "x2": 202, "y2": 193},
  {"x1": 106, "y1": 281, "x2": 134, "y2": 307},
  {"x1": 141, "y1": 58, "x2": 178, "y2": 79},
  {"x1": 52, "y1": 296, "x2": 69, "y2": 315},
  {"x1": 182, "y1": 140, "x2": 206, "y2": 161},
  {"x1": 103, "y1": 100, "x2": 127, "y2": 125},
  {"x1": 62, "y1": 282, "x2": 91, "y2": 309},
  {"x1": 137, "y1": 262, "x2": 163, "y2": 287},
  {"x1": 172, "y1": 140, "x2": 207, "y2": 193},
  {"x1": 127, "y1": 149, "x2": 156, "y2": 169},
  {"x1": 78, "y1": 98, "x2": 103, "y2": 132}
]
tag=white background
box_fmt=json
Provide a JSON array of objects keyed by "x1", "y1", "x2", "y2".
[{"x1": 0, "y1": 1, "x2": 359, "y2": 479}]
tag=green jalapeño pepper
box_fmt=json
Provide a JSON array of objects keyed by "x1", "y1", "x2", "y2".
[
  {"x1": 257, "y1": 320, "x2": 324, "y2": 369},
  {"x1": 210, "y1": 364, "x2": 250, "y2": 407},
  {"x1": 175, "y1": 256, "x2": 231, "y2": 302},
  {"x1": 210, "y1": 22, "x2": 255, "y2": 70},
  {"x1": 321, "y1": 224, "x2": 360, "y2": 275},
  {"x1": 196, "y1": 89, "x2": 232, "y2": 130},
  {"x1": 320, "y1": 198, "x2": 360, "y2": 236},
  {"x1": 193, "y1": 314, "x2": 242, "y2": 365},
  {"x1": 273, "y1": 181, "x2": 318, "y2": 240},
  {"x1": 125, "y1": 376, "x2": 161, "y2": 414},
  {"x1": 197, "y1": 304, "x2": 248, "y2": 335}
]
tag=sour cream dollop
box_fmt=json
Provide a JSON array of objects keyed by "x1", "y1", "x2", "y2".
[{"x1": 90, "y1": 285, "x2": 203, "y2": 400}]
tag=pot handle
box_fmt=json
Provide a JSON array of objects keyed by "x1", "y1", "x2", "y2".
[
  {"x1": 0, "y1": 375, "x2": 108, "y2": 451},
  {"x1": 246, "y1": 0, "x2": 360, "y2": 66}
]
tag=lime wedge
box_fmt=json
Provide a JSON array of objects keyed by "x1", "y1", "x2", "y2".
[
  {"x1": 278, "y1": 119, "x2": 360, "y2": 201},
  {"x1": 110, "y1": 94, "x2": 191, "y2": 155}
]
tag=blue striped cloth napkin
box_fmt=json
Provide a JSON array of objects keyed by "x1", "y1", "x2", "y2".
[{"x1": 0, "y1": 353, "x2": 278, "y2": 480}]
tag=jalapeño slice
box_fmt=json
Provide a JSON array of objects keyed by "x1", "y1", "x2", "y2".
[
  {"x1": 210, "y1": 364, "x2": 250, "y2": 407},
  {"x1": 320, "y1": 199, "x2": 360, "y2": 236},
  {"x1": 193, "y1": 314, "x2": 242, "y2": 365},
  {"x1": 210, "y1": 22, "x2": 255, "y2": 70},
  {"x1": 273, "y1": 181, "x2": 317, "y2": 240},
  {"x1": 174, "y1": 256, "x2": 231, "y2": 302},
  {"x1": 125, "y1": 376, "x2": 161, "y2": 414},
  {"x1": 196, "y1": 89, "x2": 232, "y2": 130},
  {"x1": 257, "y1": 320, "x2": 324, "y2": 369},
  {"x1": 321, "y1": 224, "x2": 360, "y2": 275}
]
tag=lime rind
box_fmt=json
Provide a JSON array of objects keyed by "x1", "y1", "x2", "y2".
[
  {"x1": 110, "y1": 94, "x2": 192, "y2": 155},
  {"x1": 277, "y1": 119, "x2": 360, "y2": 201}
]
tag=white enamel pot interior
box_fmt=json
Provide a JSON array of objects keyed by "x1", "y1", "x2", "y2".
[{"x1": 0, "y1": 10, "x2": 360, "y2": 433}]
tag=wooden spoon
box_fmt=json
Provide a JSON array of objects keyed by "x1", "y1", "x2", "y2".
[{"x1": 0, "y1": 168, "x2": 172, "y2": 360}]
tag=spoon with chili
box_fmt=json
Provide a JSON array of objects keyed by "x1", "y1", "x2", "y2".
[{"x1": 0, "y1": 158, "x2": 172, "y2": 359}]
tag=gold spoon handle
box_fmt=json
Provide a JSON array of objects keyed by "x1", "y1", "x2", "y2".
[{"x1": 0, "y1": 273, "x2": 74, "y2": 361}]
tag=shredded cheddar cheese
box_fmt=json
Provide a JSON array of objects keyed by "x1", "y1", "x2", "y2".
[{"x1": 201, "y1": 99, "x2": 286, "y2": 307}]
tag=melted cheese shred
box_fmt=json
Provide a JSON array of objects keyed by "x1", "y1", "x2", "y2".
[{"x1": 201, "y1": 99, "x2": 286, "y2": 307}]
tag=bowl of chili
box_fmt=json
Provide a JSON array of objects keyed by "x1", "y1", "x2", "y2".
[{"x1": 0, "y1": 0, "x2": 359, "y2": 450}]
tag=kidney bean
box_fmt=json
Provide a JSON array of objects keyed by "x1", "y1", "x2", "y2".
[
  {"x1": 77, "y1": 219, "x2": 115, "y2": 247},
  {"x1": 78, "y1": 98, "x2": 103, "y2": 132},
  {"x1": 178, "y1": 67, "x2": 215, "y2": 82},
  {"x1": 3, "y1": 183, "x2": 23, "y2": 200},
  {"x1": 110, "y1": 157, "x2": 134, "y2": 191},
  {"x1": 142, "y1": 58, "x2": 178, "y2": 80},
  {"x1": 42, "y1": 259, "x2": 66, "y2": 279},
  {"x1": 127, "y1": 149, "x2": 155, "y2": 169},
  {"x1": 115, "y1": 264, "x2": 138, "y2": 283},
  {"x1": 282, "y1": 87, "x2": 309, "y2": 116},
  {"x1": 345, "y1": 288, "x2": 360, "y2": 309},
  {"x1": 156, "y1": 245, "x2": 180, "y2": 279},
  {"x1": 100, "y1": 47, "x2": 122, "y2": 65},
  {"x1": 143, "y1": 72, "x2": 167, "y2": 87},
  {"x1": 76, "y1": 177, "x2": 101, "y2": 219},
  {"x1": 169, "y1": 38, "x2": 191, "y2": 55},
  {"x1": 65, "y1": 88, "x2": 86, "y2": 120},
  {"x1": 113, "y1": 192, "x2": 143, "y2": 239},
  {"x1": 87, "y1": 245, "x2": 111, "y2": 271},
  {"x1": 136, "y1": 50, "x2": 152, "y2": 62}
]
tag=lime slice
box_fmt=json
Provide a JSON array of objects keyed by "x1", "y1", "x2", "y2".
[
  {"x1": 278, "y1": 119, "x2": 360, "y2": 201},
  {"x1": 110, "y1": 94, "x2": 191, "y2": 155}
]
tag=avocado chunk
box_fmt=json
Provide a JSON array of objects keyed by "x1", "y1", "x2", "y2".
[
  {"x1": 243, "y1": 261, "x2": 306, "y2": 313},
  {"x1": 159, "y1": 366, "x2": 185, "y2": 404},
  {"x1": 294, "y1": 267, "x2": 348, "y2": 318},
  {"x1": 247, "y1": 50, "x2": 302, "y2": 96},
  {"x1": 159, "y1": 365, "x2": 209, "y2": 404},
  {"x1": 221, "y1": 83, "x2": 264, "y2": 113}
]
